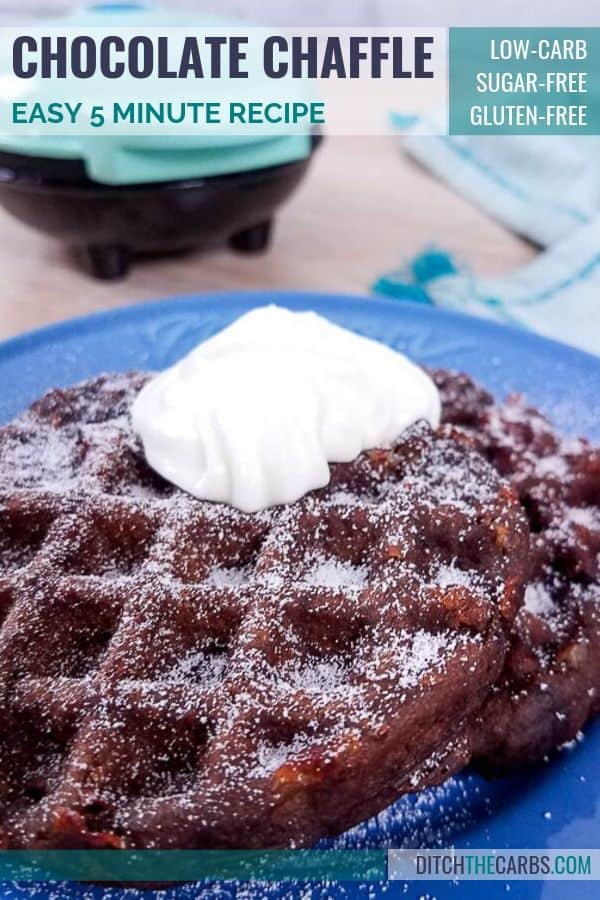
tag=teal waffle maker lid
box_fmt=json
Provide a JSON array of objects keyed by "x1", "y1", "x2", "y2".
[{"x1": 0, "y1": 3, "x2": 313, "y2": 185}]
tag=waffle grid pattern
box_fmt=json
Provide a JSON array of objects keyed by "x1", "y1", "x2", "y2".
[
  {"x1": 433, "y1": 369, "x2": 600, "y2": 769},
  {"x1": 0, "y1": 374, "x2": 529, "y2": 848}
]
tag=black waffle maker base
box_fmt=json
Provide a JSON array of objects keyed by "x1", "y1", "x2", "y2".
[{"x1": 0, "y1": 136, "x2": 320, "y2": 280}]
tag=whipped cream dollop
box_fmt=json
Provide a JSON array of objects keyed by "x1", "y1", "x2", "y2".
[{"x1": 131, "y1": 305, "x2": 440, "y2": 512}]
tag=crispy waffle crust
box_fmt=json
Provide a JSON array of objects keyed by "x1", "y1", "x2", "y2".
[
  {"x1": 433, "y1": 369, "x2": 600, "y2": 771},
  {"x1": 0, "y1": 373, "x2": 529, "y2": 849}
]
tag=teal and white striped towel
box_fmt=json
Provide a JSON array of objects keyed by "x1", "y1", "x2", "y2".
[{"x1": 375, "y1": 133, "x2": 600, "y2": 355}]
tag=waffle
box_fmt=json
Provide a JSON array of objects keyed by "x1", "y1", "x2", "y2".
[
  {"x1": 433, "y1": 369, "x2": 600, "y2": 770},
  {"x1": 0, "y1": 373, "x2": 529, "y2": 849}
]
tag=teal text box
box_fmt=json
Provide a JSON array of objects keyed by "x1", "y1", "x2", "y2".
[
  {"x1": 449, "y1": 28, "x2": 600, "y2": 134},
  {"x1": 0, "y1": 850, "x2": 387, "y2": 883}
]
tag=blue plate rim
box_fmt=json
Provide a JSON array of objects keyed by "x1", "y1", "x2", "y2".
[{"x1": 1, "y1": 289, "x2": 599, "y2": 374}]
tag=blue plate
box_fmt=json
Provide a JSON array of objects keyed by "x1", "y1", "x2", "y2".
[{"x1": 1, "y1": 291, "x2": 599, "y2": 900}]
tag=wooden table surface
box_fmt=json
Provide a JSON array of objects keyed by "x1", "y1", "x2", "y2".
[{"x1": 0, "y1": 136, "x2": 534, "y2": 341}]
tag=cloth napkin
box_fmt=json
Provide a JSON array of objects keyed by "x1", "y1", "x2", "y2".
[{"x1": 374, "y1": 133, "x2": 600, "y2": 356}]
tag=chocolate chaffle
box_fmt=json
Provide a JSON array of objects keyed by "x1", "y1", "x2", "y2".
[{"x1": 0, "y1": 373, "x2": 529, "y2": 849}]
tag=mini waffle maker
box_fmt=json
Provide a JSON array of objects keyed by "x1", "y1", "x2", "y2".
[{"x1": 0, "y1": 5, "x2": 321, "y2": 279}]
